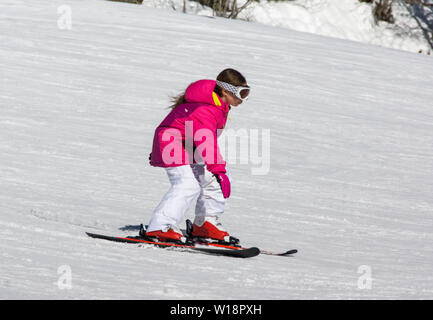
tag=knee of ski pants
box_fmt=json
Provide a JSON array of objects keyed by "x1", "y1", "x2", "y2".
[{"x1": 166, "y1": 166, "x2": 202, "y2": 198}]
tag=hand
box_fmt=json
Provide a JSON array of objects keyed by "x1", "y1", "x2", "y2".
[{"x1": 214, "y1": 173, "x2": 231, "y2": 199}]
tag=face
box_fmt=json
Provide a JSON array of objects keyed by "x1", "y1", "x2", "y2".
[
  {"x1": 220, "y1": 83, "x2": 248, "y2": 107},
  {"x1": 222, "y1": 91, "x2": 242, "y2": 107}
]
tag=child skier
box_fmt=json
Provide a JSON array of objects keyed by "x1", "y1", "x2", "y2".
[{"x1": 145, "y1": 68, "x2": 250, "y2": 243}]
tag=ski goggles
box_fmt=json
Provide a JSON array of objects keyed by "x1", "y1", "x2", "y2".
[{"x1": 216, "y1": 80, "x2": 250, "y2": 101}]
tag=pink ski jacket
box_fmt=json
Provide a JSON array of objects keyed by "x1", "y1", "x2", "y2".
[{"x1": 149, "y1": 80, "x2": 229, "y2": 174}]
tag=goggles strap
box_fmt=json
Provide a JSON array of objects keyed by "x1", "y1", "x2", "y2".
[
  {"x1": 216, "y1": 80, "x2": 250, "y2": 101},
  {"x1": 216, "y1": 80, "x2": 238, "y2": 94}
]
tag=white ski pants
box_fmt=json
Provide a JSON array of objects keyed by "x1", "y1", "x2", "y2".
[{"x1": 147, "y1": 164, "x2": 228, "y2": 232}]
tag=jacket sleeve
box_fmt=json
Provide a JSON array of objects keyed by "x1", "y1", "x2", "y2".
[{"x1": 189, "y1": 106, "x2": 226, "y2": 174}]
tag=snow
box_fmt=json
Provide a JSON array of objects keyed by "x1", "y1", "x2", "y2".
[
  {"x1": 147, "y1": 0, "x2": 433, "y2": 55},
  {"x1": 241, "y1": 0, "x2": 433, "y2": 54},
  {"x1": 1, "y1": 0, "x2": 433, "y2": 299}
]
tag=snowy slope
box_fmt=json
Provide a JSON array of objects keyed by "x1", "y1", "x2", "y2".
[
  {"x1": 241, "y1": 0, "x2": 433, "y2": 54},
  {"x1": 1, "y1": 0, "x2": 433, "y2": 299},
  {"x1": 147, "y1": 0, "x2": 433, "y2": 55}
]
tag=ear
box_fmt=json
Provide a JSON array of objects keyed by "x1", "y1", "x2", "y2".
[{"x1": 219, "y1": 89, "x2": 230, "y2": 104}]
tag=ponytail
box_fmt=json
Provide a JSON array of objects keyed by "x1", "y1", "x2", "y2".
[{"x1": 168, "y1": 91, "x2": 187, "y2": 110}]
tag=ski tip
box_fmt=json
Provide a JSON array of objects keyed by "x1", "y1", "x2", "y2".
[
  {"x1": 238, "y1": 247, "x2": 260, "y2": 258},
  {"x1": 281, "y1": 249, "x2": 298, "y2": 256},
  {"x1": 249, "y1": 247, "x2": 261, "y2": 255},
  {"x1": 258, "y1": 248, "x2": 298, "y2": 256}
]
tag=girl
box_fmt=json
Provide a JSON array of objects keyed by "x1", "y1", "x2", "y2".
[{"x1": 146, "y1": 68, "x2": 250, "y2": 243}]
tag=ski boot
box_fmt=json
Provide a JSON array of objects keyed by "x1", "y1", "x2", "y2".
[
  {"x1": 186, "y1": 217, "x2": 240, "y2": 246},
  {"x1": 141, "y1": 224, "x2": 187, "y2": 243}
]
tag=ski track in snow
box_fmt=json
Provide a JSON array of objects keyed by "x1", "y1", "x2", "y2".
[{"x1": 1, "y1": 0, "x2": 433, "y2": 299}]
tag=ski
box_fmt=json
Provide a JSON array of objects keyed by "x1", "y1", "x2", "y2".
[
  {"x1": 86, "y1": 231, "x2": 297, "y2": 257},
  {"x1": 258, "y1": 249, "x2": 298, "y2": 256},
  {"x1": 86, "y1": 232, "x2": 260, "y2": 258},
  {"x1": 183, "y1": 220, "x2": 297, "y2": 257},
  {"x1": 192, "y1": 238, "x2": 297, "y2": 256}
]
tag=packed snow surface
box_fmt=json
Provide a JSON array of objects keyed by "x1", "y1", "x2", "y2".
[{"x1": 1, "y1": 0, "x2": 433, "y2": 299}]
